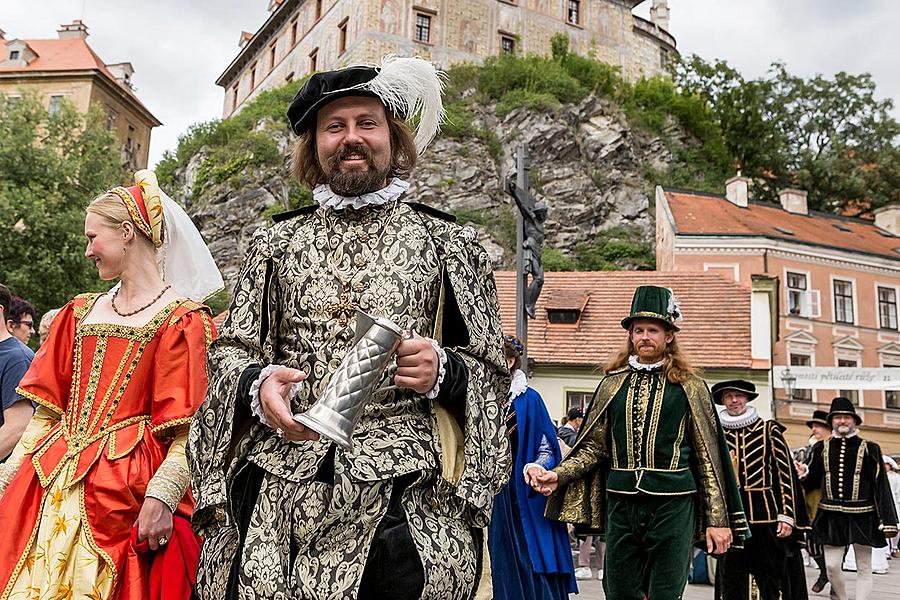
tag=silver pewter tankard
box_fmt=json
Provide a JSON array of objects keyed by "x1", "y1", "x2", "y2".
[{"x1": 294, "y1": 310, "x2": 405, "y2": 449}]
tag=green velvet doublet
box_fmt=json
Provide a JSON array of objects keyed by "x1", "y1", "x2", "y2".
[
  {"x1": 607, "y1": 370, "x2": 696, "y2": 496},
  {"x1": 545, "y1": 365, "x2": 749, "y2": 543}
]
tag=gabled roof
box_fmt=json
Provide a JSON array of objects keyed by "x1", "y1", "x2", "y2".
[
  {"x1": 0, "y1": 38, "x2": 158, "y2": 123},
  {"x1": 495, "y1": 270, "x2": 755, "y2": 370},
  {"x1": 662, "y1": 189, "x2": 900, "y2": 261}
]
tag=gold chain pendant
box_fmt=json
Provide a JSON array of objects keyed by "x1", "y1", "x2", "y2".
[{"x1": 329, "y1": 288, "x2": 358, "y2": 326}]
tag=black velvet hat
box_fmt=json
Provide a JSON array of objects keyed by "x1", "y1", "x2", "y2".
[
  {"x1": 827, "y1": 397, "x2": 862, "y2": 425},
  {"x1": 711, "y1": 380, "x2": 758, "y2": 404},
  {"x1": 286, "y1": 56, "x2": 445, "y2": 152},
  {"x1": 287, "y1": 66, "x2": 380, "y2": 135},
  {"x1": 805, "y1": 409, "x2": 831, "y2": 429}
]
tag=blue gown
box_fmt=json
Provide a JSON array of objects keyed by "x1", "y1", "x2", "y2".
[{"x1": 488, "y1": 385, "x2": 577, "y2": 599}]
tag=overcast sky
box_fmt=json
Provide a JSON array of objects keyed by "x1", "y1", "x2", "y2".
[{"x1": 2, "y1": 1, "x2": 896, "y2": 168}]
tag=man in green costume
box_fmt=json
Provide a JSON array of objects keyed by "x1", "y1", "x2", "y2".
[{"x1": 528, "y1": 285, "x2": 749, "y2": 600}]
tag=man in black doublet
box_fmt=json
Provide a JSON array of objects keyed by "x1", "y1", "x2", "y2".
[{"x1": 801, "y1": 397, "x2": 899, "y2": 600}]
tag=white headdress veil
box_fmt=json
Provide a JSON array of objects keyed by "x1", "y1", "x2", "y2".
[{"x1": 134, "y1": 170, "x2": 224, "y2": 302}]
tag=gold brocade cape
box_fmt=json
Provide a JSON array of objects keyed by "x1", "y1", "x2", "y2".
[
  {"x1": 545, "y1": 366, "x2": 750, "y2": 542},
  {"x1": 187, "y1": 201, "x2": 510, "y2": 532}
]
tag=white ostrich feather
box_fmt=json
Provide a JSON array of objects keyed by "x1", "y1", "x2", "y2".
[
  {"x1": 666, "y1": 288, "x2": 683, "y2": 321},
  {"x1": 359, "y1": 55, "x2": 446, "y2": 153}
]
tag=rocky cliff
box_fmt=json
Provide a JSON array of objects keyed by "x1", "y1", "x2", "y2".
[{"x1": 167, "y1": 93, "x2": 694, "y2": 290}]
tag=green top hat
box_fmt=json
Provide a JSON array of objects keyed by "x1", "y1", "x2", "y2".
[{"x1": 621, "y1": 285, "x2": 682, "y2": 331}]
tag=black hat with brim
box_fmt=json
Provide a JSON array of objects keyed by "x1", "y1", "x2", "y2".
[
  {"x1": 287, "y1": 66, "x2": 383, "y2": 135},
  {"x1": 827, "y1": 396, "x2": 862, "y2": 425},
  {"x1": 711, "y1": 379, "x2": 758, "y2": 404},
  {"x1": 806, "y1": 409, "x2": 831, "y2": 429}
]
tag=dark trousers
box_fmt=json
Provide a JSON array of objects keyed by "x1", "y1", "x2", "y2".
[
  {"x1": 603, "y1": 493, "x2": 696, "y2": 600},
  {"x1": 716, "y1": 523, "x2": 795, "y2": 600}
]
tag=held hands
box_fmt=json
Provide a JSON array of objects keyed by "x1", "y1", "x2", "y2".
[
  {"x1": 259, "y1": 367, "x2": 319, "y2": 442},
  {"x1": 525, "y1": 466, "x2": 559, "y2": 496},
  {"x1": 705, "y1": 527, "x2": 732, "y2": 555},
  {"x1": 136, "y1": 497, "x2": 174, "y2": 551},
  {"x1": 394, "y1": 333, "x2": 439, "y2": 394}
]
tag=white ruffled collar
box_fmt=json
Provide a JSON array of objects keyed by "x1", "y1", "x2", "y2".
[
  {"x1": 718, "y1": 406, "x2": 759, "y2": 430},
  {"x1": 629, "y1": 354, "x2": 664, "y2": 372},
  {"x1": 313, "y1": 178, "x2": 409, "y2": 211},
  {"x1": 509, "y1": 369, "x2": 528, "y2": 399}
]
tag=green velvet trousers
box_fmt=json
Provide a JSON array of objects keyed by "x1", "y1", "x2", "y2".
[{"x1": 604, "y1": 493, "x2": 696, "y2": 600}]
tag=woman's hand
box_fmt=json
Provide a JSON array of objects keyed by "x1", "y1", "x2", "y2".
[
  {"x1": 526, "y1": 467, "x2": 559, "y2": 496},
  {"x1": 136, "y1": 496, "x2": 174, "y2": 551}
]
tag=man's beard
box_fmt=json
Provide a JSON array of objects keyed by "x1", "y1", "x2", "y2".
[
  {"x1": 836, "y1": 424, "x2": 857, "y2": 437},
  {"x1": 635, "y1": 341, "x2": 664, "y2": 362},
  {"x1": 324, "y1": 144, "x2": 391, "y2": 197}
]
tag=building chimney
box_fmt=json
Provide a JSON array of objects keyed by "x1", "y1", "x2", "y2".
[
  {"x1": 57, "y1": 19, "x2": 89, "y2": 40},
  {"x1": 650, "y1": 0, "x2": 670, "y2": 30},
  {"x1": 725, "y1": 175, "x2": 749, "y2": 208},
  {"x1": 874, "y1": 204, "x2": 900, "y2": 236},
  {"x1": 0, "y1": 29, "x2": 6, "y2": 41},
  {"x1": 267, "y1": 0, "x2": 284, "y2": 13},
  {"x1": 239, "y1": 31, "x2": 253, "y2": 48},
  {"x1": 778, "y1": 188, "x2": 808, "y2": 215},
  {"x1": 107, "y1": 62, "x2": 135, "y2": 89}
]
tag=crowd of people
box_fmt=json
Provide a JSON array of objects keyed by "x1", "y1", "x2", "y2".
[{"x1": 0, "y1": 55, "x2": 898, "y2": 600}]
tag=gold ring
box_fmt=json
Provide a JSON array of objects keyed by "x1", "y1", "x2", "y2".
[{"x1": 158, "y1": 536, "x2": 168, "y2": 546}]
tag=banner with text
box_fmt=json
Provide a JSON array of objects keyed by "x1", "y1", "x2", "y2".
[{"x1": 774, "y1": 366, "x2": 900, "y2": 391}]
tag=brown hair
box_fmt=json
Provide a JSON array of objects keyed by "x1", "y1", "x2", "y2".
[
  {"x1": 503, "y1": 337, "x2": 523, "y2": 373},
  {"x1": 290, "y1": 110, "x2": 418, "y2": 188},
  {"x1": 606, "y1": 328, "x2": 695, "y2": 384},
  {"x1": 86, "y1": 192, "x2": 156, "y2": 249}
]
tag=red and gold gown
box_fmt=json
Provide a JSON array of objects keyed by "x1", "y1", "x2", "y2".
[{"x1": 0, "y1": 293, "x2": 214, "y2": 600}]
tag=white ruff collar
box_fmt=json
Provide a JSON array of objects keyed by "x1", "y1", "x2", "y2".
[
  {"x1": 509, "y1": 369, "x2": 528, "y2": 399},
  {"x1": 313, "y1": 178, "x2": 409, "y2": 211},
  {"x1": 629, "y1": 355, "x2": 664, "y2": 372},
  {"x1": 719, "y1": 406, "x2": 759, "y2": 430}
]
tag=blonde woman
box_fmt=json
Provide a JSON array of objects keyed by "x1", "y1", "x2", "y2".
[{"x1": 0, "y1": 171, "x2": 222, "y2": 599}]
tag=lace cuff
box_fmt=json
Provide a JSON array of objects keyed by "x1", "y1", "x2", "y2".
[
  {"x1": 145, "y1": 460, "x2": 192, "y2": 513},
  {"x1": 250, "y1": 364, "x2": 303, "y2": 428},
  {"x1": 424, "y1": 337, "x2": 447, "y2": 400}
]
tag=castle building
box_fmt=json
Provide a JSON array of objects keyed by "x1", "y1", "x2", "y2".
[
  {"x1": 217, "y1": 0, "x2": 675, "y2": 118},
  {"x1": 0, "y1": 21, "x2": 160, "y2": 170},
  {"x1": 656, "y1": 179, "x2": 900, "y2": 451}
]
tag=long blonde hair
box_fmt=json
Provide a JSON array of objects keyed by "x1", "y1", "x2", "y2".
[{"x1": 606, "y1": 329, "x2": 695, "y2": 384}]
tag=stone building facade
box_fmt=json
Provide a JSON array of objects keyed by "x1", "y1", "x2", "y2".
[
  {"x1": 0, "y1": 21, "x2": 160, "y2": 170},
  {"x1": 656, "y1": 180, "x2": 900, "y2": 452},
  {"x1": 218, "y1": 0, "x2": 676, "y2": 118}
]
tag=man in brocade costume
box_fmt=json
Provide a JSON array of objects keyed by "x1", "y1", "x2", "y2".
[
  {"x1": 799, "y1": 397, "x2": 899, "y2": 600},
  {"x1": 188, "y1": 56, "x2": 510, "y2": 600},
  {"x1": 529, "y1": 285, "x2": 749, "y2": 600},
  {"x1": 712, "y1": 380, "x2": 809, "y2": 600}
]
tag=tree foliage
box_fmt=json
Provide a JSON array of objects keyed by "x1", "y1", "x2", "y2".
[
  {"x1": 673, "y1": 55, "x2": 900, "y2": 212},
  {"x1": 0, "y1": 92, "x2": 125, "y2": 321}
]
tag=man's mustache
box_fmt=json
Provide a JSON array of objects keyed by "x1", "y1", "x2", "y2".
[{"x1": 328, "y1": 144, "x2": 374, "y2": 169}]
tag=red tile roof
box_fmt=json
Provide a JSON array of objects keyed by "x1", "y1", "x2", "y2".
[
  {"x1": 663, "y1": 190, "x2": 900, "y2": 261},
  {"x1": 0, "y1": 38, "x2": 155, "y2": 117},
  {"x1": 495, "y1": 270, "x2": 754, "y2": 370}
]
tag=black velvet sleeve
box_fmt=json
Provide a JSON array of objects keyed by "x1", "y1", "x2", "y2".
[
  {"x1": 433, "y1": 349, "x2": 469, "y2": 407},
  {"x1": 237, "y1": 364, "x2": 262, "y2": 409}
]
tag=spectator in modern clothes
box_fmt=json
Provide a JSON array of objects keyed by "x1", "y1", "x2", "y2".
[
  {"x1": 0, "y1": 285, "x2": 35, "y2": 460},
  {"x1": 5, "y1": 296, "x2": 35, "y2": 346},
  {"x1": 557, "y1": 407, "x2": 583, "y2": 448}
]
